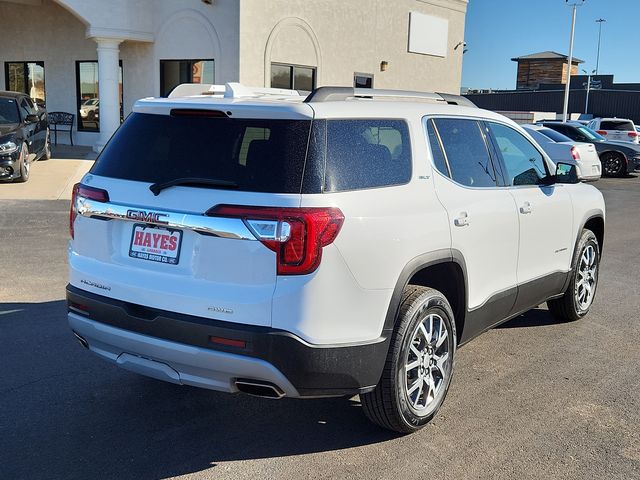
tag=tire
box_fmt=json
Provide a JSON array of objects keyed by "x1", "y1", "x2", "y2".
[
  {"x1": 14, "y1": 143, "x2": 30, "y2": 183},
  {"x1": 601, "y1": 152, "x2": 625, "y2": 177},
  {"x1": 41, "y1": 129, "x2": 52, "y2": 160},
  {"x1": 361, "y1": 286, "x2": 456, "y2": 433},
  {"x1": 547, "y1": 229, "x2": 600, "y2": 322}
]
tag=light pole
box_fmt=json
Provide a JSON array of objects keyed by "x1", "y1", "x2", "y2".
[
  {"x1": 583, "y1": 68, "x2": 595, "y2": 114},
  {"x1": 595, "y1": 18, "x2": 606, "y2": 75},
  {"x1": 563, "y1": 0, "x2": 585, "y2": 123}
]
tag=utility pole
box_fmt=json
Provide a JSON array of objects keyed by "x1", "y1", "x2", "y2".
[
  {"x1": 562, "y1": 0, "x2": 585, "y2": 123},
  {"x1": 595, "y1": 18, "x2": 606, "y2": 75}
]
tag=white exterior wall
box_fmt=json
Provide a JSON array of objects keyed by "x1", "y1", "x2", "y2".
[
  {"x1": 0, "y1": 0, "x2": 240, "y2": 147},
  {"x1": 0, "y1": 0, "x2": 466, "y2": 147},
  {"x1": 239, "y1": 0, "x2": 468, "y2": 93}
]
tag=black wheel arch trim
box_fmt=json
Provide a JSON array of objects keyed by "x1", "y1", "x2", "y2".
[
  {"x1": 560, "y1": 212, "x2": 604, "y2": 293},
  {"x1": 382, "y1": 249, "x2": 468, "y2": 335}
]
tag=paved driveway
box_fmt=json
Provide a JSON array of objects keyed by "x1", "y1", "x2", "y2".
[{"x1": 1, "y1": 176, "x2": 639, "y2": 479}]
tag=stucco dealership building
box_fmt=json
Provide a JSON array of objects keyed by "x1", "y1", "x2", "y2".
[{"x1": 0, "y1": 0, "x2": 468, "y2": 150}]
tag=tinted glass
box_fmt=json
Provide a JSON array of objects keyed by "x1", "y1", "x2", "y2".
[
  {"x1": 77, "y1": 61, "x2": 123, "y2": 132},
  {"x1": 577, "y1": 126, "x2": 605, "y2": 141},
  {"x1": 538, "y1": 127, "x2": 572, "y2": 143},
  {"x1": 600, "y1": 120, "x2": 634, "y2": 131},
  {"x1": 433, "y1": 118, "x2": 497, "y2": 187},
  {"x1": 0, "y1": 97, "x2": 20, "y2": 124},
  {"x1": 92, "y1": 113, "x2": 312, "y2": 194},
  {"x1": 293, "y1": 67, "x2": 314, "y2": 92},
  {"x1": 426, "y1": 119, "x2": 449, "y2": 176},
  {"x1": 271, "y1": 64, "x2": 292, "y2": 89},
  {"x1": 324, "y1": 120, "x2": 411, "y2": 192},
  {"x1": 524, "y1": 127, "x2": 553, "y2": 145},
  {"x1": 489, "y1": 122, "x2": 549, "y2": 186}
]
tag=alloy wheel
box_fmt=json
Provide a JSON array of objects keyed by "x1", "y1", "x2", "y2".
[
  {"x1": 575, "y1": 244, "x2": 597, "y2": 310},
  {"x1": 404, "y1": 312, "x2": 451, "y2": 411}
]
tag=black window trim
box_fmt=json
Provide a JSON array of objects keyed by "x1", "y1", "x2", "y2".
[
  {"x1": 422, "y1": 115, "x2": 505, "y2": 189},
  {"x1": 270, "y1": 62, "x2": 317, "y2": 91},
  {"x1": 484, "y1": 120, "x2": 554, "y2": 188},
  {"x1": 75, "y1": 59, "x2": 124, "y2": 133},
  {"x1": 319, "y1": 117, "x2": 414, "y2": 193}
]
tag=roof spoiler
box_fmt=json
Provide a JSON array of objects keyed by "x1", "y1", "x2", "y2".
[
  {"x1": 304, "y1": 87, "x2": 477, "y2": 107},
  {"x1": 168, "y1": 82, "x2": 302, "y2": 99}
]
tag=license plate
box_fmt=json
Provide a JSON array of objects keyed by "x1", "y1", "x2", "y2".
[{"x1": 129, "y1": 224, "x2": 182, "y2": 265}]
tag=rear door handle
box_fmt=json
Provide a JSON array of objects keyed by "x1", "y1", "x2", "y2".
[
  {"x1": 520, "y1": 201, "x2": 533, "y2": 214},
  {"x1": 454, "y1": 211, "x2": 470, "y2": 227}
]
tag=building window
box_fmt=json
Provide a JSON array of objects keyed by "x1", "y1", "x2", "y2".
[
  {"x1": 160, "y1": 60, "x2": 215, "y2": 97},
  {"x1": 4, "y1": 62, "x2": 46, "y2": 106},
  {"x1": 75, "y1": 61, "x2": 123, "y2": 132},
  {"x1": 270, "y1": 63, "x2": 316, "y2": 92},
  {"x1": 354, "y1": 73, "x2": 374, "y2": 89}
]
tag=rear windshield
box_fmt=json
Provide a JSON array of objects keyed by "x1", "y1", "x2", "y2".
[
  {"x1": 600, "y1": 120, "x2": 634, "y2": 131},
  {"x1": 92, "y1": 113, "x2": 312, "y2": 193},
  {"x1": 538, "y1": 128, "x2": 572, "y2": 143}
]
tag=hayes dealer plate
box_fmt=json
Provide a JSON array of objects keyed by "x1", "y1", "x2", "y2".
[{"x1": 129, "y1": 224, "x2": 183, "y2": 265}]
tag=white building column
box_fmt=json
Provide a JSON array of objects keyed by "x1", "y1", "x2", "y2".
[{"x1": 93, "y1": 37, "x2": 123, "y2": 153}]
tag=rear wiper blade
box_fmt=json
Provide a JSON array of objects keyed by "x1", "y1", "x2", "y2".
[{"x1": 149, "y1": 177, "x2": 238, "y2": 196}]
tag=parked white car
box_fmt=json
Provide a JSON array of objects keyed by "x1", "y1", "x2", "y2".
[
  {"x1": 587, "y1": 117, "x2": 639, "y2": 144},
  {"x1": 522, "y1": 124, "x2": 601, "y2": 181},
  {"x1": 67, "y1": 83, "x2": 605, "y2": 433}
]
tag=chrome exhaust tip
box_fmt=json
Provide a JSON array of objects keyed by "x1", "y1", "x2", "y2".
[{"x1": 235, "y1": 379, "x2": 285, "y2": 399}]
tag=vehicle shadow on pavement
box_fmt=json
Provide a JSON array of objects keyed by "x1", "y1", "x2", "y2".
[
  {"x1": 0, "y1": 300, "x2": 399, "y2": 480},
  {"x1": 497, "y1": 307, "x2": 569, "y2": 329}
]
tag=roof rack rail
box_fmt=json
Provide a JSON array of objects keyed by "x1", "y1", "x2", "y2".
[
  {"x1": 168, "y1": 82, "x2": 302, "y2": 99},
  {"x1": 304, "y1": 87, "x2": 477, "y2": 107}
]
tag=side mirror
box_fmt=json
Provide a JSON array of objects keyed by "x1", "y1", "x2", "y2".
[
  {"x1": 25, "y1": 114, "x2": 39, "y2": 123},
  {"x1": 555, "y1": 162, "x2": 579, "y2": 184}
]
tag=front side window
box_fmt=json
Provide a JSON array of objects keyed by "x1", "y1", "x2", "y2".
[
  {"x1": 488, "y1": 122, "x2": 549, "y2": 186},
  {"x1": 270, "y1": 63, "x2": 316, "y2": 92},
  {"x1": 4, "y1": 62, "x2": 46, "y2": 106},
  {"x1": 432, "y1": 118, "x2": 497, "y2": 188},
  {"x1": 76, "y1": 61, "x2": 123, "y2": 132},
  {"x1": 324, "y1": 119, "x2": 411, "y2": 192},
  {"x1": 160, "y1": 59, "x2": 214, "y2": 97}
]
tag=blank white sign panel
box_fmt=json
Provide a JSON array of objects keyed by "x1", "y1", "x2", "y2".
[{"x1": 408, "y1": 12, "x2": 448, "y2": 57}]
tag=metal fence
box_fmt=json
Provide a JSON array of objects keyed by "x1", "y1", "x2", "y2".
[{"x1": 464, "y1": 89, "x2": 640, "y2": 124}]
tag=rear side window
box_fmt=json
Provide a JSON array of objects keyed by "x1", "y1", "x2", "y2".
[
  {"x1": 92, "y1": 113, "x2": 312, "y2": 193},
  {"x1": 432, "y1": 118, "x2": 497, "y2": 188},
  {"x1": 323, "y1": 119, "x2": 411, "y2": 192},
  {"x1": 538, "y1": 128, "x2": 572, "y2": 143},
  {"x1": 600, "y1": 120, "x2": 634, "y2": 131}
]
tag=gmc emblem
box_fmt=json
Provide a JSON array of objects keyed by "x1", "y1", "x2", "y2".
[{"x1": 126, "y1": 209, "x2": 169, "y2": 224}]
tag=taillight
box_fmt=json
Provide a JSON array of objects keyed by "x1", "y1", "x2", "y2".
[
  {"x1": 206, "y1": 205, "x2": 345, "y2": 275},
  {"x1": 628, "y1": 131, "x2": 638, "y2": 138},
  {"x1": 596, "y1": 130, "x2": 607, "y2": 135},
  {"x1": 70, "y1": 183, "x2": 109, "y2": 239},
  {"x1": 571, "y1": 146, "x2": 581, "y2": 160}
]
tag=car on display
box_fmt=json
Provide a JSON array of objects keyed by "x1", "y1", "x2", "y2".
[
  {"x1": 521, "y1": 124, "x2": 601, "y2": 181},
  {"x1": 0, "y1": 91, "x2": 50, "y2": 183},
  {"x1": 67, "y1": 83, "x2": 605, "y2": 433},
  {"x1": 541, "y1": 121, "x2": 640, "y2": 177},
  {"x1": 587, "y1": 117, "x2": 639, "y2": 145}
]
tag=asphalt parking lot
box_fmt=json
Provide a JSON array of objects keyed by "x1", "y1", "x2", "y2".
[{"x1": 1, "y1": 174, "x2": 639, "y2": 480}]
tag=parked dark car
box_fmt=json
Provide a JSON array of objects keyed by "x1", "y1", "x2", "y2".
[
  {"x1": 0, "y1": 91, "x2": 50, "y2": 183},
  {"x1": 541, "y1": 121, "x2": 640, "y2": 177}
]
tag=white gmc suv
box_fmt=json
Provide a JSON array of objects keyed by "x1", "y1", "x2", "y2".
[{"x1": 67, "y1": 83, "x2": 605, "y2": 433}]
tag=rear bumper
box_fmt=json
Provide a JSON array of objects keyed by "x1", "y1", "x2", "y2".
[{"x1": 66, "y1": 285, "x2": 390, "y2": 398}]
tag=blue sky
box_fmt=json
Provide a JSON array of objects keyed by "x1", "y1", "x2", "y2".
[{"x1": 461, "y1": 0, "x2": 640, "y2": 90}]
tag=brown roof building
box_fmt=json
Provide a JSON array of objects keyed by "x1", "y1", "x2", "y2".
[{"x1": 512, "y1": 51, "x2": 584, "y2": 90}]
